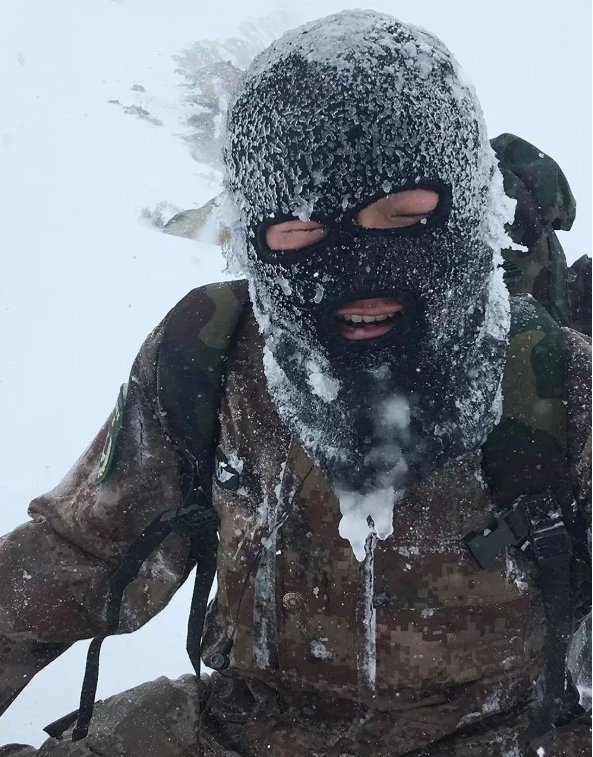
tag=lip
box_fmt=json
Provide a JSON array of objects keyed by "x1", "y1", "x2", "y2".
[
  {"x1": 338, "y1": 321, "x2": 396, "y2": 340},
  {"x1": 335, "y1": 297, "x2": 405, "y2": 317},
  {"x1": 334, "y1": 297, "x2": 405, "y2": 341}
]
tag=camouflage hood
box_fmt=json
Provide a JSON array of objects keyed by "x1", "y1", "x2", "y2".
[{"x1": 222, "y1": 10, "x2": 514, "y2": 558}]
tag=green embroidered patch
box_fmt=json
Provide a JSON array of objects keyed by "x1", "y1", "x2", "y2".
[{"x1": 96, "y1": 383, "x2": 126, "y2": 485}]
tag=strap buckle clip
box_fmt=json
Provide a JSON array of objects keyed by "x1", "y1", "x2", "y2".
[{"x1": 465, "y1": 508, "x2": 528, "y2": 569}]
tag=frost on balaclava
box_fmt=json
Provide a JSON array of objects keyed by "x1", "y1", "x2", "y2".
[{"x1": 222, "y1": 10, "x2": 513, "y2": 559}]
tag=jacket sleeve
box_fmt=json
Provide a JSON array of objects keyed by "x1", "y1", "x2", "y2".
[{"x1": 0, "y1": 319, "x2": 196, "y2": 715}]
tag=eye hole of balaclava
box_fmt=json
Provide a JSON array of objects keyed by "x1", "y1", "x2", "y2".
[{"x1": 257, "y1": 182, "x2": 452, "y2": 259}]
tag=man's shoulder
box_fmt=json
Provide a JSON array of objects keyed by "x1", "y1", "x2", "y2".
[
  {"x1": 154, "y1": 280, "x2": 251, "y2": 477},
  {"x1": 130, "y1": 279, "x2": 250, "y2": 390},
  {"x1": 157, "y1": 279, "x2": 249, "y2": 369},
  {"x1": 164, "y1": 279, "x2": 250, "y2": 333},
  {"x1": 156, "y1": 278, "x2": 251, "y2": 386}
]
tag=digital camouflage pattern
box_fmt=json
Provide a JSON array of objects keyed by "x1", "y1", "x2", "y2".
[
  {"x1": 4, "y1": 674, "x2": 590, "y2": 757},
  {"x1": 0, "y1": 319, "x2": 195, "y2": 715},
  {"x1": 0, "y1": 283, "x2": 590, "y2": 756},
  {"x1": 198, "y1": 298, "x2": 591, "y2": 756}
]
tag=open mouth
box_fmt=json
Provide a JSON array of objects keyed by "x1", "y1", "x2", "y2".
[{"x1": 334, "y1": 297, "x2": 406, "y2": 341}]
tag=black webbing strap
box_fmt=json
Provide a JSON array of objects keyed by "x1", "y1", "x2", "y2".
[
  {"x1": 524, "y1": 495, "x2": 574, "y2": 736},
  {"x1": 43, "y1": 501, "x2": 218, "y2": 742},
  {"x1": 71, "y1": 514, "x2": 177, "y2": 741},
  {"x1": 465, "y1": 490, "x2": 575, "y2": 736},
  {"x1": 185, "y1": 533, "x2": 218, "y2": 676},
  {"x1": 168, "y1": 503, "x2": 219, "y2": 677}
]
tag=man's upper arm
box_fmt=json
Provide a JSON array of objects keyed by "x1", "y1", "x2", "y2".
[{"x1": 0, "y1": 317, "x2": 195, "y2": 713}]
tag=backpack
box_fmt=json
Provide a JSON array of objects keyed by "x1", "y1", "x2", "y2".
[
  {"x1": 492, "y1": 133, "x2": 591, "y2": 337},
  {"x1": 49, "y1": 136, "x2": 591, "y2": 742}
]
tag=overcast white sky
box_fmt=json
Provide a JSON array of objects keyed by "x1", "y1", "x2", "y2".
[{"x1": 0, "y1": 0, "x2": 591, "y2": 746}]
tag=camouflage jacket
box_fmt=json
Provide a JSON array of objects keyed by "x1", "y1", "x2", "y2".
[{"x1": 0, "y1": 283, "x2": 590, "y2": 755}]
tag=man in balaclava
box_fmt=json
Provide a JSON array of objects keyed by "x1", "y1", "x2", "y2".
[
  {"x1": 1, "y1": 10, "x2": 590, "y2": 757},
  {"x1": 223, "y1": 9, "x2": 512, "y2": 558}
]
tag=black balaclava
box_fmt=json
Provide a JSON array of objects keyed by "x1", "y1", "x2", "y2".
[{"x1": 222, "y1": 11, "x2": 512, "y2": 559}]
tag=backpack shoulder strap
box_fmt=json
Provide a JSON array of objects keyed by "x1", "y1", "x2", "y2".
[
  {"x1": 473, "y1": 293, "x2": 573, "y2": 570},
  {"x1": 156, "y1": 279, "x2": 250, "y2": 683},
  {"x1": 482, "y1": 293, "x2": 569, "y2": 506},
  {"x1": 157, "y1": 279, "x2": 250, "y2": 489},
  {"x1": 476, "y1": 294, "x2": 589, "y2": 736}
]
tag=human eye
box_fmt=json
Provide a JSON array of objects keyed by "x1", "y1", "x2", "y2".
[
  {"x1": 265, "y1": 220, "x2": 328, "y2": 251},
  {"x1": 355, "y1": 189, "x2": 439, "y2": 229}
]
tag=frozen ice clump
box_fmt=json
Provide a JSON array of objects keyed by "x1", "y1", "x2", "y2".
[
  {"x1": 305, "y1": 359, "x2": 340, "y2": 402},
  {"x1": 380, "y1": 396, "x2": 411, "y2": 435},
  {"x1": 335, "y1": 486, "x2": 401, "y2": 562},
  {"x1": 278, "y1": 276, "x2": 292, "y2": 295},
  {"x1": 310, "y1": 638, "x2": 334, "y2": 660},
  {"x1": 312, "y1": 283, "x2": 325, "y2": 303}
]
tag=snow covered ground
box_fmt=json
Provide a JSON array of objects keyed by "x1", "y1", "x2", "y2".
[{"x1": 0, "y1": 0, "x2": 590, "y2": 746}]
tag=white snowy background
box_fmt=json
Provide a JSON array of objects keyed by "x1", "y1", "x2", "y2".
[{"x1": 0, "y1": 0, "x2": 590, "y2": 746}]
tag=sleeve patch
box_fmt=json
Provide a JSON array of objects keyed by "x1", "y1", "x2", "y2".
[{"x1": 96, "y1": 384, "x2": 126, "y2": 485}]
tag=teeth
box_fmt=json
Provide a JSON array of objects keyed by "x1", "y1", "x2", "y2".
[
  {"x1": 362, "y1": 314, "x2": 390, "y2": 322},
  {"x1": 340, "y1": 312, "x2": 397, "y2": 325}
]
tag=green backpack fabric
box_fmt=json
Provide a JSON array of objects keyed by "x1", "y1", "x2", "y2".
[{"x1": 492, "y1": 132, "x2": 590, "y2": 335}]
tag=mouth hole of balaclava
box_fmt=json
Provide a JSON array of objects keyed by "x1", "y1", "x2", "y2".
[{"x1": 323, "y1": 288, "x2": 418, "y2": 349}]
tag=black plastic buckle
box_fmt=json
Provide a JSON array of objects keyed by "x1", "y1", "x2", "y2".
[
  {"x1": 529, "y1": 519, "x2": 573, "y2": 566},
  {"x1": 44, "y1": 709, "x2": 79, "y2": 740},
  {"x1": 214, "y1": 446, "x2": 241, "y2": 492},
  {"x1": 465, "y1": 509, "x2": 528, "y2": 570},
  {"x1": 518, "y1": 491, "x2": 573, "y2": 566},
  {"x1": 162, "y1": 496, "x2": 219, "y2": 536}
]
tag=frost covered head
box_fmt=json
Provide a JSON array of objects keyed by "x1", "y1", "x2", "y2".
[{"x1": 223, "y1": 10, "x2": 511, "y2": 538}]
